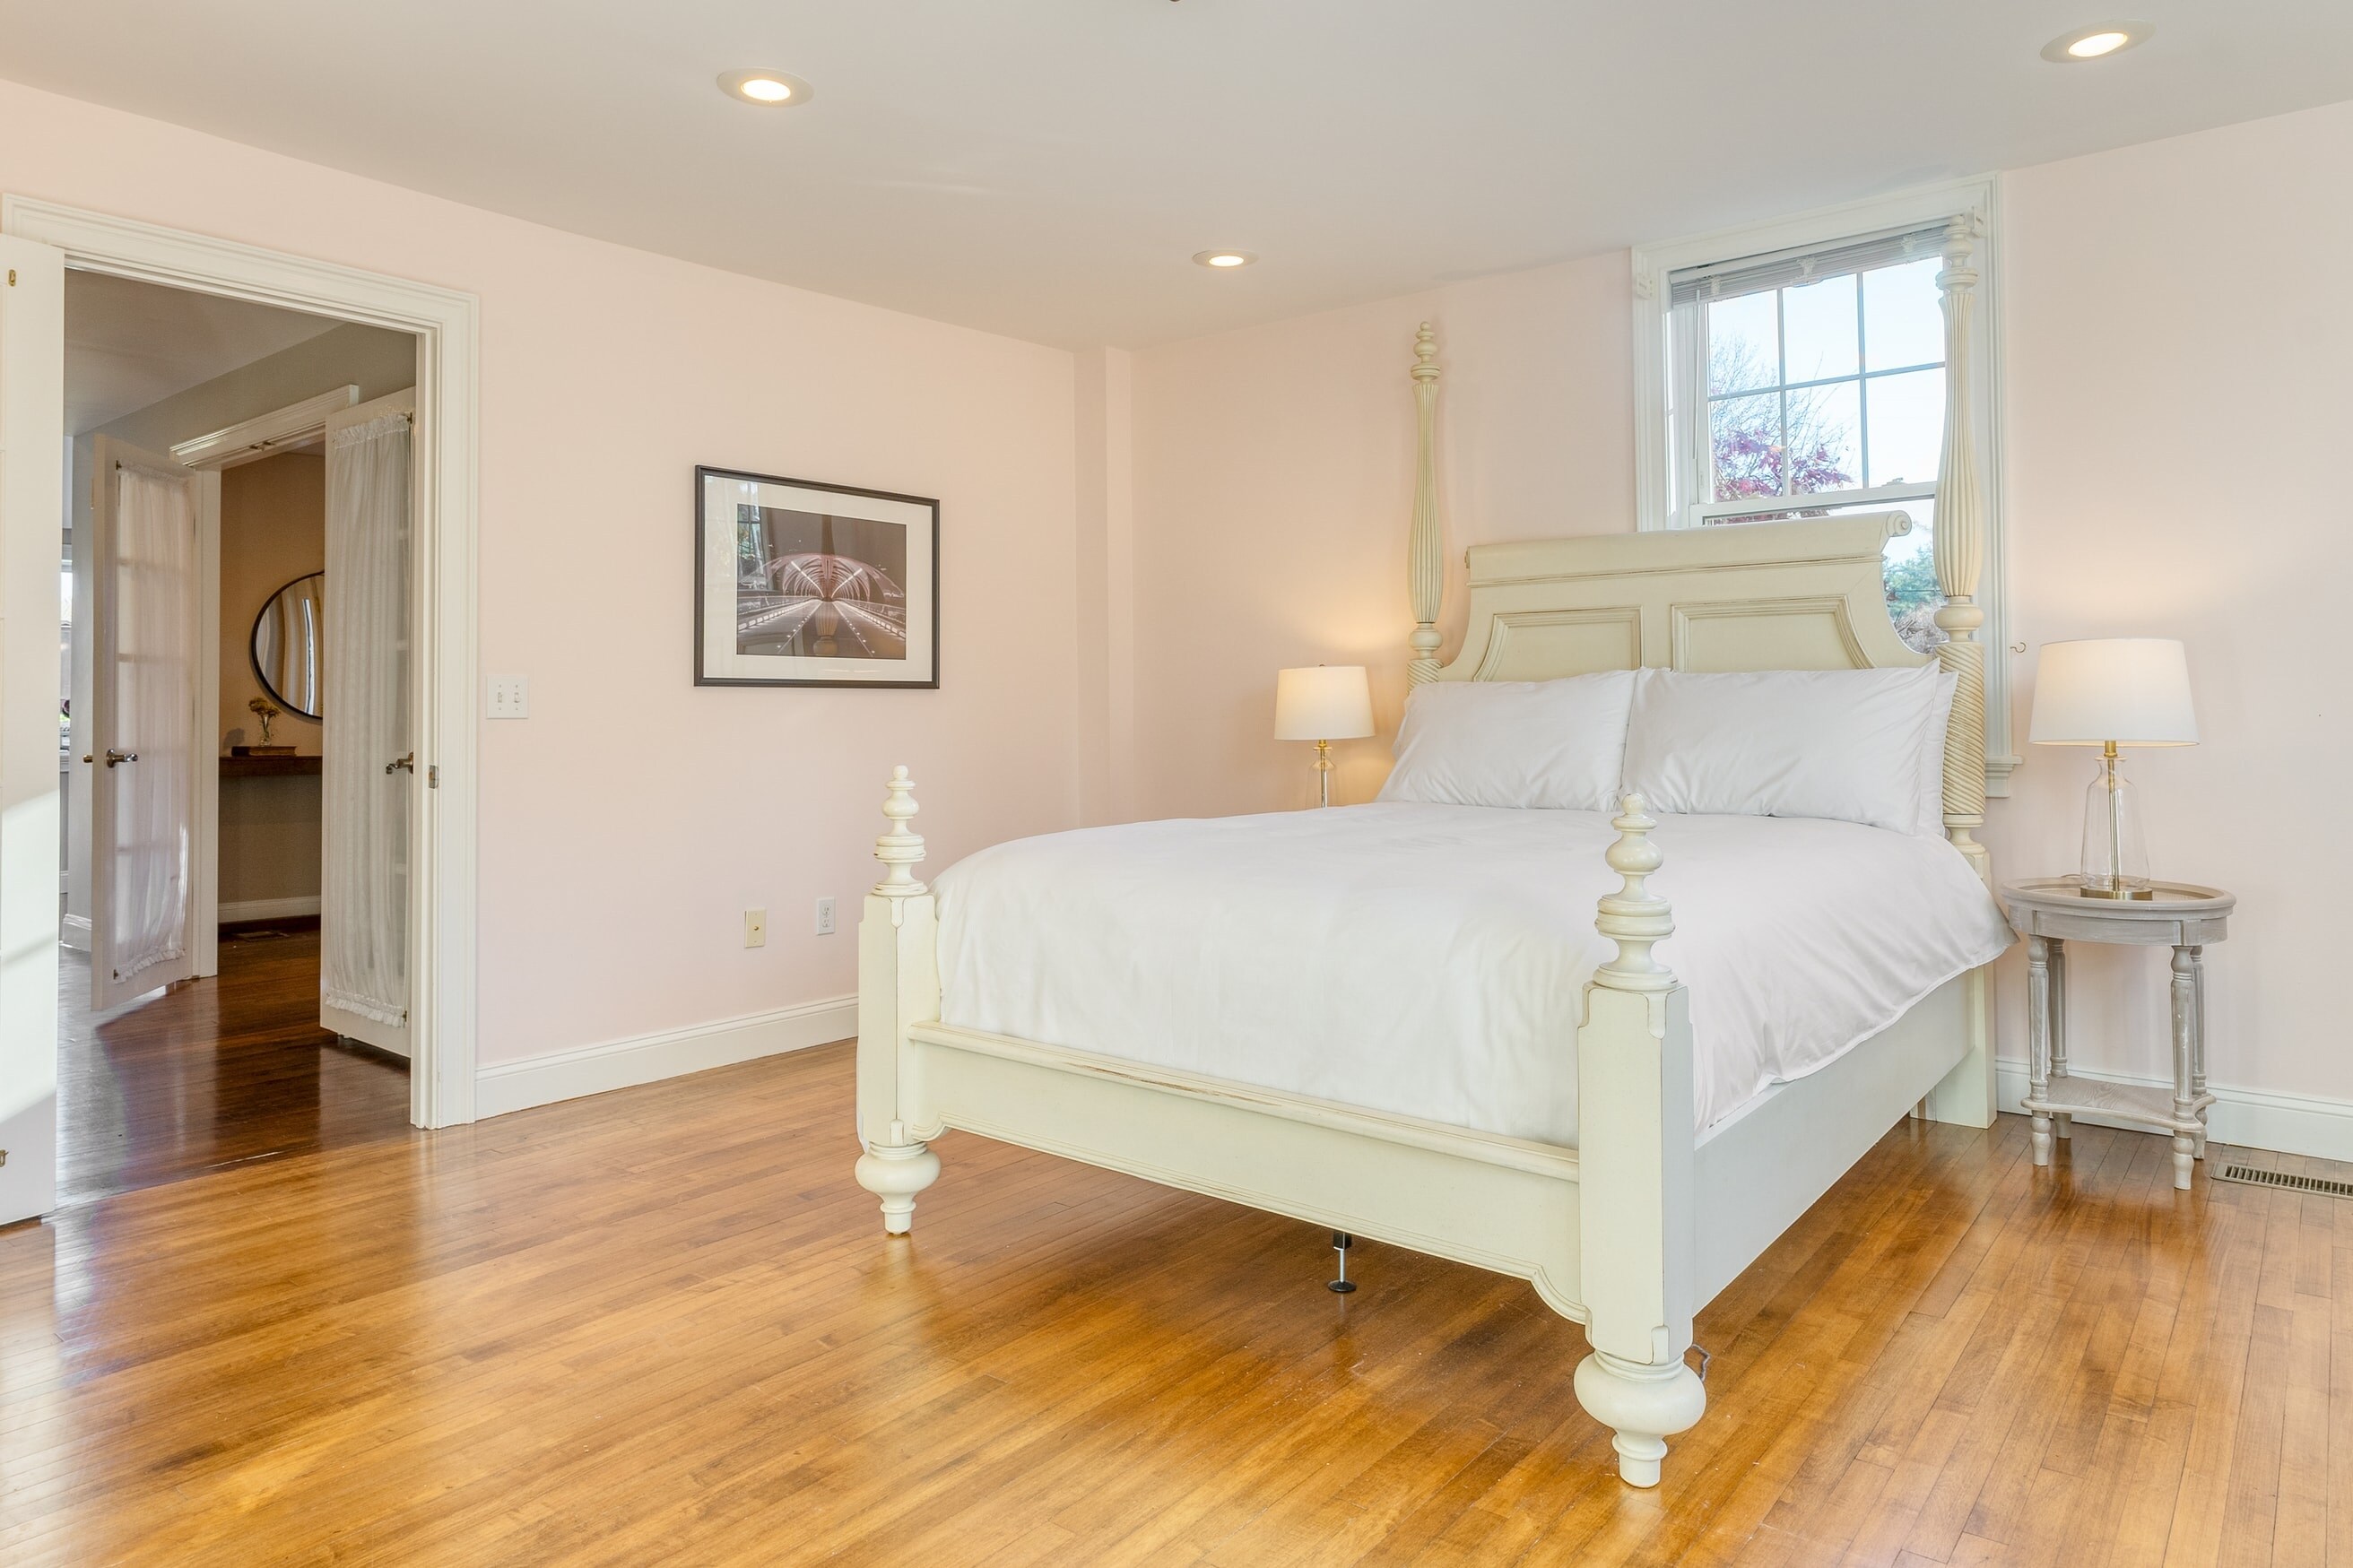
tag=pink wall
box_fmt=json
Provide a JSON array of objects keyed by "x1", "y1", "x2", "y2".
[
  {"x1": 1127, "y1": 253, "x2": 1634, "y2": 818},
  {"x1": 1984, "y1": 100, "x2": 2353, "y2": 1104},
  {"x1": 0, "y1": 80, "x2": 1081, "y2": 1066},
  {"x1": 1125, "y1": 100, "x2": 2353, "y2": 1112}
]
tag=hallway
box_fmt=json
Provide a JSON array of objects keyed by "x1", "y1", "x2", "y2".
[{"x1": 55, "y1": 925, "x2": 411, "y2": 1207}]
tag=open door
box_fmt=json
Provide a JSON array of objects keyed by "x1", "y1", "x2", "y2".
[
  {"x1": 0, "y1": 236, "x2": 66, "y2": 1226},
  {"x1": 319, "y1": 388, "x2": 414, "y2": 1058},
  {"x1": 86, "y1": 436, "x2": 216, "y2": 1011}
]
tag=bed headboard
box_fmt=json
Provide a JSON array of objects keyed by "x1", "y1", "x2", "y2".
[
  {"x1": 1434, "y1": 514, "x2": 1922, "y2": 685},
  {"x1": 1399, "y1": 316, "x2": 1991, "y2": 877}
]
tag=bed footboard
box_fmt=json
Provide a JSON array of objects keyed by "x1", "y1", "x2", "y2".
[
  {"x1": 1572, "y1": 796, "x2": 1707, "y2": 1486},
  {"x1": 854, "y1": 767, "x2": 942, "y2": 1233}
]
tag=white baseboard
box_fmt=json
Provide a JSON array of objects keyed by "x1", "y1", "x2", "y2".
[
  {"x1": 475, "y1": 994, "x2": 856, "y2": 1119},
  {"x1": 1997, "y1": 1057, "x2": 2353, "y2": 1164},
  {"x1": 60, "y1": 913, "x2": 91, "y2": 952},
  {"x1": 220, "y1": 895, "x2": 321, "y2": 923}
]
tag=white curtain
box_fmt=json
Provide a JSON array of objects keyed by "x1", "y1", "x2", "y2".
[
  {"x1": 322, "y1": 412, "x2": 412, "y2": 1026},
  {"x1": 109, "y1": 464, "x2": 196, "y2": 985}
]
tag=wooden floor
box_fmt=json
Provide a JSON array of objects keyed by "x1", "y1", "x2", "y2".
[
  {"x1": 3, "y1": 1036, "x2": 2347, "y2": 1564},
  {"x1": 54, "y1": 924, "x2": 412, "y2": 1206}
]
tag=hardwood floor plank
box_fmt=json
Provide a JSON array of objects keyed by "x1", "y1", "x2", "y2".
[{"x1": 4, "y1": 957, "x2": 2345, "y2": 1565}]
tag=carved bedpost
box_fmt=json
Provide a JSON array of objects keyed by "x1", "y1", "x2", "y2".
[
  {"x1": 1573, "y1": 796, "x2": 1706, "y2": 1486},
  {"x1": 855, "y1": 766, "x2": 942, "y2": 1233},
  {"x1": 1407, "y1": 324, "x2": 1445, "y2": 685},
  {"x1": 1932, "y1": 213, "x2": 1991, "y2": 884},
  {"x1": 1919, "y1": 214, "x2": 2001, "y2": 1130}
]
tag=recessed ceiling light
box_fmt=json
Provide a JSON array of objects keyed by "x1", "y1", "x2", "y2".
[
  {"x1": 2040, "y1": 21, "x2": 2153, "y2": 63},
  {"x1": 718, "y1": 69, "x2": 813, "y2": 107},
  {"x1": 1193, "y1": 250, "x2": 1257, "y2": 270}
]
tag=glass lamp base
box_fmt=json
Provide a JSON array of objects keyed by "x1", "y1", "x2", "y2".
[
  {"x1": 2078, "y1": 747, "x2": 2155, "y2": 899},
  {"x1": 2074, "y1": 879, "x2": 2156, "y2": 901}
]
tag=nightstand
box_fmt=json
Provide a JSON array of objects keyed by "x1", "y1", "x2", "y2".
[{"x1": 2001, "y1": 879, "x2": 2235, "y2": 1191}]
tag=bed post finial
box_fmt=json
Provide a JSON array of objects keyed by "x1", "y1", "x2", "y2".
[
  {"x1": 1407, "y1": 323, "x2": 1445, "y2": 686},
  {"x1": 1932, "y1": 212, "x2": 1991, "y2": 882},
  {"x1": 1594, "y1": 795, "x2": 1676, "y2": 992},
  {"x1": 873, "y1": 766, "x2": 927, "y2": 900}
]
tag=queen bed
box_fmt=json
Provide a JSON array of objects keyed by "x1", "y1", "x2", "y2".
[{"x1": 855, "y1": 299, "x2": 2002, "y2": 1486}]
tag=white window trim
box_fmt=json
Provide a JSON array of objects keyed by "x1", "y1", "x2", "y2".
[{"x1": 1631, "y1": 175, "x2": 2018, "y2": 793}]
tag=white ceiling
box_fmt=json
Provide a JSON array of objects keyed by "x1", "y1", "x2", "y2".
[
  {"x1": 65, "y1": 271, "x2": 339, "y2": 436},
  {"x1": 9, "y1": 3, "x2": 2350, "y2": 348}
]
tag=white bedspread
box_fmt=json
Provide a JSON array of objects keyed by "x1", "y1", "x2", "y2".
[{"x1": 933, "y1": 804, "x2": 2011, "y2": 1144}]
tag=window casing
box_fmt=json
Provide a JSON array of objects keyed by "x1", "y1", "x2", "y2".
[{"x1": 1631, "y1": 178, "x2": 2015, "y2": 790}]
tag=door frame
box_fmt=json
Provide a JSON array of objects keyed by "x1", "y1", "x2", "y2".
[{"x1": 6, "y1": 197, "x2": 482, "y2": 1131}]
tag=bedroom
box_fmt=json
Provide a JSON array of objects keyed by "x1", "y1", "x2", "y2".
[{"x1": 0, "y1": 4, "x2": 2345, "y2": 1564}]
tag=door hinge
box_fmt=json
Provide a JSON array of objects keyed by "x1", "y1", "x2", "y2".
[
  {"x1": 428, "y1": 763, "x2": 439, "y2": 789},
  {"x1": 6, "y1": 269, "x2": 14, "y2": 286}
]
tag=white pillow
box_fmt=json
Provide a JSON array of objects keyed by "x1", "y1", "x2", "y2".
[
  {"x1": 1377, "y1": 671, "x2": 1637, "y2": 811},
  {"x1": 1915, "y1": 669, "x2": 1959, "y2": 838},
  {"x1": 1620, "y1": 665, "x2": 1941, "y2": 835}
]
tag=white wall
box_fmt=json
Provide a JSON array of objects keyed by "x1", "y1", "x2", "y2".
[
  {"x1": 1121, "y1": 99, "x2": 2353, "y2": 1130},
  {"x1": 4, "y1": 77, "x2": 1083, "y2": 1074}
]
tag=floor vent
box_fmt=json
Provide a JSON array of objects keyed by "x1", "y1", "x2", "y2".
[{"x1": 2215, "y1": 1164, "x2": 2353, "y2": 1199}]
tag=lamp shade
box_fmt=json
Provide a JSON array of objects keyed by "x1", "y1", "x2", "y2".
[
  {"x1": 2028, "y1": 638, "x2": 2198, "y2": 747},
  {"x1": 1273, "y1": 665, "x2": 1374, "y2": 741}
]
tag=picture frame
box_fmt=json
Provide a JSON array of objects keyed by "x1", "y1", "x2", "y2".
[{"x1": 693, "y1": 465, "x2": 940, "y2": 689}]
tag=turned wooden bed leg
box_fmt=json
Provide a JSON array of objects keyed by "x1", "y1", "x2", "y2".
[
  {"x1": 856, "y1": 767, "x2": 942, "y2": 1234},
  {"x1": 1574, "y1": 797, "x2": 1707, "y2": 1486}
]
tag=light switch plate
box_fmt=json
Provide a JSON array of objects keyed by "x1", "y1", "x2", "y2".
[{"x1": 489, "y1": 675, "x2": 530, "y2": 719}]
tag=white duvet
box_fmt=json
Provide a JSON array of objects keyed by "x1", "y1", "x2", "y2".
[{"x1": 933, "y1": 804, "x2": 2011, "y2": 1144}]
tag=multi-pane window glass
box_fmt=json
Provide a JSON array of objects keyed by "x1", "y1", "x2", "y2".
[{"x1": 1670, "y1": 235, "x2": 1951, "y2": 652}]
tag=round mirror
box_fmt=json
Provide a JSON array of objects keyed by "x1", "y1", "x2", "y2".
[{"x1": 251, "y1": 572, "x2": 325, "y2": 720}]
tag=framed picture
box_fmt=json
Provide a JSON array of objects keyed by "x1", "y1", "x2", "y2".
[{"x1": 694, "y1": 466, "x2": 940, "y2": 689}]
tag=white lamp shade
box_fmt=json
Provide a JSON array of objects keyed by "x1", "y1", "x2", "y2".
[
  {"x1": 1273, "y1": 665, "x2": 1374, "y2": 741},
  {"x1": 2028, "y1": 637, "x2": 2198, "y2": 747}
]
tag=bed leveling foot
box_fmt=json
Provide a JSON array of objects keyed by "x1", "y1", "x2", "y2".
[{"x1": 1328, "y1": 1232, "x2": 1356, "y2": 1293}]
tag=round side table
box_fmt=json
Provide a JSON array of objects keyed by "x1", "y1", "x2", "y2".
[{"x1": 2000, "y1": 879, "x2": 2235, "y2": 1191}]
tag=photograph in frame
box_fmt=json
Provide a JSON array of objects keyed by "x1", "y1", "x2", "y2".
[{"x1": 695, "y1": 466, "x2": 939, "y2": 688}]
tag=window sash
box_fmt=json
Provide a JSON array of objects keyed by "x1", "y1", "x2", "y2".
[{"x1": 1690, "y1": 478, "x2": 1934, "y2": 528}]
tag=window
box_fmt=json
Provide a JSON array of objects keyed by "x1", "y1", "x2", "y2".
[
  {"x1": 1632, "y1": 180, "x2": 2015, "y2": 786},
  {"x1": 1666, "y1": 226, "x2": 1949, "y2": 652}
]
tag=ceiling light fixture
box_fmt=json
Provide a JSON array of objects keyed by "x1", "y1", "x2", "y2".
[
  {"x1": 718, "y1": 69, "x2": 813, "y2": 107},
  {"x1": 2040, "y1": 21, "x2": 2154, "y2": 63},
  {"x1": 1193, "y1": 250, "x2": 1257, "y2": 270}
]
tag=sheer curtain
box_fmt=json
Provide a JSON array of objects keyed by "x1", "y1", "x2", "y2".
[
  {"x1": 322, "y1": 411, "x2": 412, "y2": 1027},
  {"x1": 109, "y1": 463, "x2": 196, "y2": 986}
]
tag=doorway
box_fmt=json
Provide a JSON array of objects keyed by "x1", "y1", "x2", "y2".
[
  {"x1": 0, "y1": 200, "x2": 482, "y2": 1228},
  {"x1": 56, "y1": 273, "x2": 416, "y2": 1203}
]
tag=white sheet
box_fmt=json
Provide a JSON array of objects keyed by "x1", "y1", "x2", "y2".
[{"x1": 933, "y1": 804, "x2": 2012, "y2": 1145}]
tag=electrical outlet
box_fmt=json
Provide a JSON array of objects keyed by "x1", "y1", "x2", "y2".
[
  {"x1": 814, "y1": 897, "x2": 837, "y2": 936},
  {"x1": 488, "y1": 675, "x2": 531, "y2": 719},
  {"x1": 743, "y1": 908, "x2": 767, "y2": 948}
]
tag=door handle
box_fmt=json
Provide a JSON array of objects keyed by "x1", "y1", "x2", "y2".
[
  {"x1": 386, "y1": 752, "x2": 415, "y2": 775},
  {"x1": 104, "y1": 749, "x2": 138, "y2": 767}
]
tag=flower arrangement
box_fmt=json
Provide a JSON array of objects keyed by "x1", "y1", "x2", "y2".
[{"x1": 247, "y1": 694, "x2": 282, "y2": 747}]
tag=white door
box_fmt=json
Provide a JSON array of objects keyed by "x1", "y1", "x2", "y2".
[
  {"x1": 87, "y1": 436, "x2": 214, "y2": 1010},
  {"x1": 319, "y1": 388, "x2": 414, "y2": 1057},
  {"x1": 0, "y1": 237, "x2": 65, "y2": 1226}
]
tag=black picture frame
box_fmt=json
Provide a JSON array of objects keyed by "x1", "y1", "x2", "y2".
[{"x1": 693, "y1": 464, "x2": 942, "y2": 689}]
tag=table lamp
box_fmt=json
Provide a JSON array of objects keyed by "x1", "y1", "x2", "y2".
[
  {"x1": 2027, "y1": 637, "x2": 2198, "y2": 900},
  {"x1": 1274, "y1": 665, "x2": 1374, "y2": 808}
]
